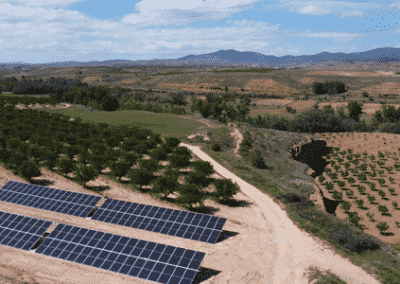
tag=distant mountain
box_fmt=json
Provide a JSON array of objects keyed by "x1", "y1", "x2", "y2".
[{"x1": 1, "y1": 47, "x2": 399, "y2": 70}]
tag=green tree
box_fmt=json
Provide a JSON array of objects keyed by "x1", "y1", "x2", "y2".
[
  {"x1": 152, "y1": 169, "x2": 180, "y2": 199},
  {"x1": 357, "y1": 185, "x2": 367, "y2": 195},
  {"x1": 110, "y1": 160, "x2": 132, "y2": 181},
  {"x1": 186, "y1": 171, "x2": 210, "y2": 187},
  {"x1": 43, "y1": 150, "x2": 59, "y2": 177},
  {"x1": 332, "y1": 190, "x2": 343, "y2": 201},
  {"x1": 27, "y1": 145, "x2": 46, "y2": 164},
  {"x1": 213, "y1": 179, "x2": 240, "y2": 202},
  {"x1": 74, "y1": 165, "x2": 99, "y2": 187},
  {"x1": 18, "y1": 159, "x2": 42, "y2": 182},
  {"x1": 87, "y1": 154, "x2": 109, "y2": 173},
  {"x1": 57, "y1": 157, "x2": 76, "y2": 177},
  {"x1": 191, "y1": 160, "x2": 215, "y2": 176},
  {"x1": 346, "y1": 101, "x2": 364, "y2": 122},
  {"x1": 168, "y1": 147, "x2": 192, "y2": 169},
  {"x1": 376, "y1": 222, "x2": 389, "y2": 234},
  {"x1": 164, "y1": 137, "x2": 181, "y2": 149},
  {"x1": 178, "y1": 183, "x2": 207, "y2": 209},
  {"x1": 392, "y1": 201, "x2": 398, "y2": 209},
  {"x1": 249, "y1": 149, "x2": 268, "y2": 169},
  {"x1": 149, "y1": 146, "x2": 168, "y2": 161}
]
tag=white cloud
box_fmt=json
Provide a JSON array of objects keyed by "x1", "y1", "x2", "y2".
[{"x1": 0, "y1": 0, "x2": 86, "y2": 7}]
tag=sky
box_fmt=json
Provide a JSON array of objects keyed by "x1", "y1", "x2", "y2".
[{"x1": 0, "y1": 0, "x2": 399, "y2": 64}]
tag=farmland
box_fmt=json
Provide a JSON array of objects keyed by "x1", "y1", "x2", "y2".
[{"x1": 1, "y1": 64, "x2": 400, "y2": 283}]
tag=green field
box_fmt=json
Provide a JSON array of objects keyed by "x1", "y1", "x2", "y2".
[{"x1": 42, "y1": 104, "x2": 205, "y2": 138}]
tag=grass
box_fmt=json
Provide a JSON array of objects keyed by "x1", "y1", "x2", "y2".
[{"x1": 34, "y1": 103, "x2": 206, "y2": 138}]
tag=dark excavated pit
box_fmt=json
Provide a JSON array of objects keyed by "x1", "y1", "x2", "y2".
[
  {"x1": 287, "y1": 139, "x2": 342, "y2": 215},
  {"x1": 288, "y1": 139, "x2": 331, "y2": 178}
]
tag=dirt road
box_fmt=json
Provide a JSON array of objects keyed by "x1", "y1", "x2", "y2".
[{"x1": 180, "y1": 143, "x2": 382, "y2": 284}]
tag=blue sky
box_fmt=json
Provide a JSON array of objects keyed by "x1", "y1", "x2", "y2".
[{"x1": 0, "y1": 0, "x2": 399, "y2": 64}]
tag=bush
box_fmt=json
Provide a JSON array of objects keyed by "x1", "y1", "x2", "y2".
[
  {"x1": 249, "y1": 149, "x2": 268, "y2": 169},
  {"x1": 134, "y1": 93, "x2": 144, "y2": 102},
  {"x1": 170, "y1": 106, "x2": 187, "y2": 115},
  {"x1": 211, "y1": 142, "x2": 221, "y2": 152},
  {"x1": 169, "y1": 93, "x2": 188, "y2": 106},
  {"x1": 377, "y1": 122, "x2": 400, "y2": 134}
]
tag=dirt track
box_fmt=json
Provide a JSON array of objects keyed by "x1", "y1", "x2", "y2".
[{"x1": 180, "y1": 143, "x2": 382, "y2": 284}]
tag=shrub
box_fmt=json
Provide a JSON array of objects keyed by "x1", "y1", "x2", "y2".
[
  {"x1": 319, "y1": 175, "x2": 326, "y2": 183},
  {"x1": 332, "y1": 190, "x2": 343, "y2": 200},
  {"x1": 348, "y1": 177, "x2": 355, "y2": 184},
  {"x1": 249, "y1": 150, "x2": 268, "y2": 169},
  {"x1": 388, "y1": 188, "x2": 396, "y2": 195},
  {"x1": 378, "y1": 190, "x2": 387, "y2": 199},
  {"x1": 367, "y1": 194, "x2": 376, "y2": 204},
  {"x1": 346, "y1": 189, "x2": 354, "y2": 198},
  {"x1": 211, "y1": 142, "x2": 221, "y2": 152},
  {"x1": 341, "y1": 201, "x2": 352, "y2": 212},
  {"x1": 357, "y1": 185, "x2": 367, "y2": 195},
  {"x1": 376, "y1": 222, "x2": 389, "y2": 234},
  {"x1": 325, "y1": 182, "x2": 334, "y2": 192},
  {"x1": 378, "y1": 205, "x2": 389, "y2": 215},
  {"x1": 392, "y1": 201, "x2": 398, "y2": 209},
  {"x1": 366, "y1": 212, "x2": 375, "y2": 222},
  {"x1": 337, "y1": 180, "x2": 346, "y2": 187}
]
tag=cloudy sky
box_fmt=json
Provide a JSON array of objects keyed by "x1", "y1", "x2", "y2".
[{"x1": 0, "y1": 0, "x2": 399, "y2": 64}]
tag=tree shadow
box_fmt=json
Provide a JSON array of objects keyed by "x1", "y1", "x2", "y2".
[
  {"x1": 380, "y1": 232, "x2": 395, "y2": 236},
  {"x1": 217, "y1": 230, "x2": 239, "y2": 243},
  {"x1": 189, "y1": 205, "x2": 220, "y2": 215},
  {"x1": 191, "y1": 267, "x2": 221, "y2": 284},
  {"x1": 84, "y1": 185, "x2": 110, "y2": 192},
  {"x1": 218, "y1": 199, "x2": 252, "y2": 207},
  {"x1": 30, "y1": 179, "x2": 55, "y2": 187}
]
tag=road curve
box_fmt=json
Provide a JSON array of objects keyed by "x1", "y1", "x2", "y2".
[{"x1": 180, "y1": 142, "x2": 382, "y2": 284}]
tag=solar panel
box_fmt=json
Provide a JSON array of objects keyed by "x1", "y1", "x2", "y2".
[
  {"x1": 35, "y1": 224, "x2": 205, "y2": 284},
  {"x1": 0, "y1": 211, "x2": 52, "y2": 251},
  {"x1": 0, "y1": 181, "x2": 101, "y2": 218},
  {"x1": 91, "y1": 199, "x2": 227, "y2": 244}
]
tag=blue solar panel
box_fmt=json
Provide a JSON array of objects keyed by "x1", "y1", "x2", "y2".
[
  {"x1": 0, "y1": 181, "x2": 101, "y2": 218},
  {"x1": 0, "y1": 211, "x2": 52, "y2": 251},
  {"x1": 91, "y1": 198, "x2": 227, "y2": 244},
  {"x1": 36, "y1": 223, "x2": 205, "y2": 284}
]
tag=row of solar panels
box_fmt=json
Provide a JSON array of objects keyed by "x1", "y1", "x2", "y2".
[
  {"x1": 0, "y1": 211, "x2": 204, "y2": 284},
  {"x1": 0, "y1": 180, "x2": 227, "y2": 244}
]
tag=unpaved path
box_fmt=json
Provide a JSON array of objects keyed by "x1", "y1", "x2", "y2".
[
  {"x1": 180, "y1": 143, "x2": 382, "y2": 284},
  {"x1": 229, "y1": 123, "x2": 244, "y2": 158}
]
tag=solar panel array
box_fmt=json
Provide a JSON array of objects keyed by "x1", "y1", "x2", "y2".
[
  {"x1": 35, "y1": 223, "x2": 205, "y2": 284},
  {"x1": 91, "y1": 199, "x2": 227, "y2": 244},
  {"x1": 0, "y1": 211, "x2": 52, "y2": 251},
  {"x1": 0, "y1": 181, "x2": 101, "y2": 217}
]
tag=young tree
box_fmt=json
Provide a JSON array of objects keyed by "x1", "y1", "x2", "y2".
[
  {"x1": 378, "y1": 205, "x2": 389, "y2": 215},
  {"x1": 355, "y1": 199, "x2": 364, "y2": 209},
  {"x1": 341, "y1": 201, "x2": 352, "y2": 212},
  {"x1": 178, "y1": 183, "x2": 207, "y2": 209},
  {"x1": 27, "y1": 145, "x2": 47, "y2": 164},
  {"x1": 213, "y1": 179, "x2": 240, "y2": 202},
  {"x1": 367, "y1": 194, "x2": 376, "y2": 204},
  {"x1": 164, "y1": 137, "x2": 181, "y2": 149},
  {"x1": 378, "y1": 190, "x2": 387, "y2": 200},
  {"x1": 376, "y1": 222, "x2": 389, "y2": 235}
]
